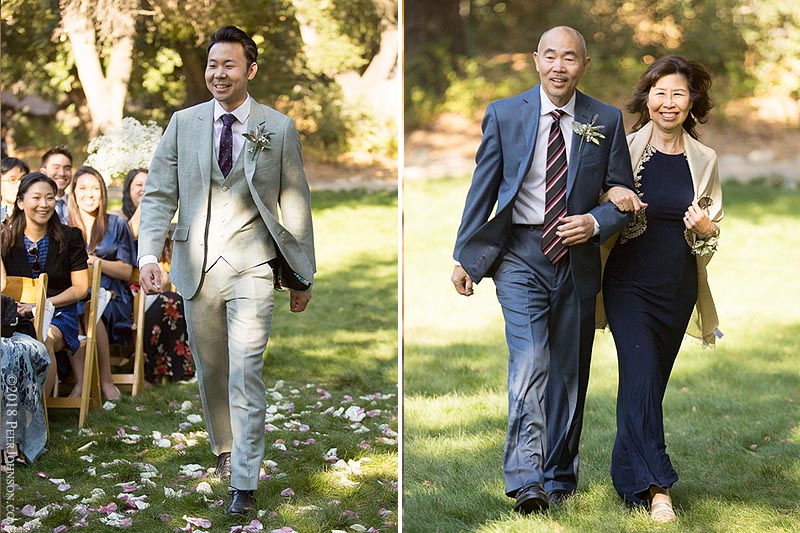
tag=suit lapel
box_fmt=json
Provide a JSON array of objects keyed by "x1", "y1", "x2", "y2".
[
  {"x1": 244, "y1": 101, "x2": 267, "y2": 185},
  {"x1": 567, "y1": 91, "x2": 593, "y2": 195},
  {"x1": 196, "y1": 101, "x2": 215, "y2": 201},
  {"x1": 515, "y1": 86, "x2": 541, "y2": 193}
]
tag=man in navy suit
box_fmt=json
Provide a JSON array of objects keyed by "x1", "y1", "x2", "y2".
[{"x1": 451, "y1": 26, "x2": 635, "y2": 514}]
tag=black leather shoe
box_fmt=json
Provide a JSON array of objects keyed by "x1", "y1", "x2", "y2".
[
  {"x1": 548, "y1": 490, "x2": 574, "y2": 506},
  {"x1": 227, "y1": 488, "x2": 255, "y2": 516},
  {"x1": 213, "y1": 452, "x2": 231, "y2": 479},
  {"x1": 514, "y1": 483, "x2": 549, "y2": 514}
]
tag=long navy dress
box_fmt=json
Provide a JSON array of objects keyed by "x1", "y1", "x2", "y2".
[
  {"x1": 77, "y1": 215, "x2": 136, "y2": 346},
  {"x1": 603, "y1": 146, "x2": 697, "y2": 506}
]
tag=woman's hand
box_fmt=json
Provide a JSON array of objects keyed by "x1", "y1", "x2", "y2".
[
  {"x1": 684, "y1": 199, "x2": 715, "y2": 238},
  {"x1": 604, "y1": 186, "x2": 647, "y2": 213}
]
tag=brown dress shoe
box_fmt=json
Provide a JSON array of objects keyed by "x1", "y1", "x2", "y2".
[{"x1": 213, "y1": 452, "x2": 231, "y2": 479}]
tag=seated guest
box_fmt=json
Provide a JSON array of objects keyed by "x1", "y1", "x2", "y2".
[
  {"x1": 1, "y1": 262, "x2": 51, "y2": 466},
  {"x1": 121, "y1": 168, "x2": 195, "y2": 383},
  {"x1": 68, "y1": 166, "x2": 136, "y2": 400},
  {"x1": 1, "y1": 173, "x2": 89, "y2": 397},
  {"x1": 39, "y1": 146, "x2": 73, "y2": 225},
  {"x1": 1, "y1": 157, "x2": 29, "y2": 222}
]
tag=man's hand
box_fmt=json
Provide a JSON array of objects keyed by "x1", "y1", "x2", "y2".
[
  {"x1": 139, "y1": 263, "x2": 163, "y2": 295},
  {"x1": 290, "y1": 290, "x2": 312, "y2": 313},
  {"x1": 556, "y1": 214, "x2": 596, "y2": 246},
  {"x1": 451, "y1": 265, "x2": 474, "y2": 296}
]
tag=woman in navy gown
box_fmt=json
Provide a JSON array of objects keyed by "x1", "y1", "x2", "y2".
[
  {"x1": 68, "y1": 166, "x2": 136, "y2": 400},
  {"x1": 600, "y1": 56, "x2": 723, "y2": 523}
]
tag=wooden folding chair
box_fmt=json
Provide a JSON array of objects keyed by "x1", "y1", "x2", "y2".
[
  {"x1": 47, "y1": 263, "x2": 103, "y2": 428},
  {"x1": 110, "y1": 268, "x2": 145, "y2": 396},
  {"x1": 2, "y1": 273, "x2": 49, "y2": 342}
]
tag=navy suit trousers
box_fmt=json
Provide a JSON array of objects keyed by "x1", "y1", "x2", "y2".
[{"x1": 493, "y1": 225, "x2": 596, "y2": 496}]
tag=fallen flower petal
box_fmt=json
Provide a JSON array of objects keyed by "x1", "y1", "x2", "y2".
[
  {"x1": 280, "y1": 487, "x2": 295, "y2": 497},
  {"x1": 183, "y1": 515, "x2": 212, "y2": 528}
]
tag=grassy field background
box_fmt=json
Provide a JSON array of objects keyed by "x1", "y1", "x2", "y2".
[
  {"x1": 4, "y1": 189, "x2": 398, "y2": 533},
  {"x1": 403, "y1": 177, "x2": 800, "y2": 532}
]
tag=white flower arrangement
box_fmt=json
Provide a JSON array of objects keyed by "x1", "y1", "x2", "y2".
[{"x1": 84, "y1": 117, "x2": 163, "y2": 184}]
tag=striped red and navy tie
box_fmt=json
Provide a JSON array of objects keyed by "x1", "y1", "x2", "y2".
[{"x1": 542, "y1": 109, "x2": 569, "y2": 263}]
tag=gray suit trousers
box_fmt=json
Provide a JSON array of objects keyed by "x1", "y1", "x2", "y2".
[
  {"x1": 493, "y1": 225, "x2": 596, "y2": 497},
  {"x1": 183, "y1": 258, "x2": 275, "y2": 490}
]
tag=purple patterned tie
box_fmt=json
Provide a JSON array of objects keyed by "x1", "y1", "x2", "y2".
[
  {"x1": 218, "y1": 113, "x2": 236, "y2": 177},
  {"x1": 542, "y1": 109, "x2": 568, "y2": 263}
]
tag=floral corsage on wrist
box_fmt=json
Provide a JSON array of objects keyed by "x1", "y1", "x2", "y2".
[
  {"x1": 243, "y1": 123, "x2": 274, "y2": 159},
  {"x1": 572, "y1": 114, "x2": 606, "y2": 151},
  {"x1": 684, "y1": 196, "x2": 719, "y2": 256}
]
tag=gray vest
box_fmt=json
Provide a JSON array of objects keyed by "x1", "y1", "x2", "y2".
[{"x1": 205, "y1": 150, "x2": 275, "y2": 273}]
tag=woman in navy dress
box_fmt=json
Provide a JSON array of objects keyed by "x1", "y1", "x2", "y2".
[
  {"x1": 600, "y1": 56, "x2": 723, "y2": 523},
  {"x1": 1, "y1": 172, "x2": 89, "y2": 397},
  {"x1": 68, "y1": 166, "x2": 136, "y2": 400}
]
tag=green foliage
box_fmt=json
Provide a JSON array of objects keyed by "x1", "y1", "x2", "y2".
[
  {"x1": 406, "y1": 0, "x2": 798, "y2": 127},
  {"x1": 2, "y1": 0, "x2": 396, "y2": 159}
]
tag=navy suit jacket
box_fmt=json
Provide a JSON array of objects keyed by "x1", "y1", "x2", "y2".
[{"x1": 454, "y1": 86, "x2": 635, "y2": 299}]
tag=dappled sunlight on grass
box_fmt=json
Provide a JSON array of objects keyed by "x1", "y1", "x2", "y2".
[
  {"x1": 404, "y1": 177, "x2": 800, "y2": 531},
  {"x1": 4, "y1": 190, "x2": 397, "y2": 532}
]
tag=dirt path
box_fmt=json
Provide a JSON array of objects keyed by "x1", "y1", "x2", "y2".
[{"x1": 405, "y1": 113, "x2": 800, "y2": 183}]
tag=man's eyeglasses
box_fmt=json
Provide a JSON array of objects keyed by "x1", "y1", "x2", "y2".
[{"x1": 27, "y1": 245, "x2": 42, "y2": 275}]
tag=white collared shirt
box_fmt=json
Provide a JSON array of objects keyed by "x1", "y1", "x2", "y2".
[
  {"x1": 213, "y1": 96, "x2": 252, "y2": 162},
  {"x1": 512, "y1": 87, "x2": 577, "y2": 224},
  {"x1": 140, "y1": 96, "x2": 253, "y2": 270}
]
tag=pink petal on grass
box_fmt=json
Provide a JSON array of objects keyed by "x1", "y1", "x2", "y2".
[
  {"x1": 280, "y1": 488, "x2": 294, "y2": 497},
  {"x1": 57, "y1": 483, "x2": 71, "y2": 491},
  {"x1": 54, "y1": 525, "x2": 69, "y2": 533},
  {"x1": 98, "y1": 502, "x2": 118, "y2": 514},
  {"x1": 183, "y1": 515, "x2": 212, "y2": 528},
  {"x1": 21, "y1": 504, "x2": 36, "y2": 517}
]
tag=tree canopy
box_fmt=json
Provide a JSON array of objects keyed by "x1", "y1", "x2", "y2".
[{"x1": 1, "y1": 0, "x2": 397, "y2": 161}]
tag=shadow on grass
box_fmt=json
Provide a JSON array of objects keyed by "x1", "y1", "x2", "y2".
[
  {"x1": 404, "y1": 322, "x2": 800, "y2": 531},
  {"x1": 267, "y1": 253, "x2": 398, "y2": 391}
]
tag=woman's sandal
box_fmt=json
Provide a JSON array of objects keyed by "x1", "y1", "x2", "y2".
[{"x1": 650, "y1": 499, "x2": 677, "y2": 523}]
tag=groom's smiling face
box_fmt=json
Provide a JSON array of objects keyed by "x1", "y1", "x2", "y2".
[{"x1": 205, "y1": 42, "x2": 258, "y2": 112}]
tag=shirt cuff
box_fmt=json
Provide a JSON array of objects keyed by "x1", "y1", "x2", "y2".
[
  {"x1": 589, "y1": 214, "x2": 600, "y2": 236},
  {"x1": 138, "y1": 255, "x2": 159, "y2": 269}
]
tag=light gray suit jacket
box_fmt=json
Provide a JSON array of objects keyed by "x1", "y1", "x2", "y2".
[{"x1": 138, "y1": 98, "x2": 316, "y2": 300}]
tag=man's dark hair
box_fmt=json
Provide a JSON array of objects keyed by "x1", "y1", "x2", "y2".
[
  {"x1": 207, "y1": 25, "x2": 258, "y2": 66},
  {"x1": 1, "y1": 157, "x2": 29, "y2": 175},
  {"x1": 40, "y1": 145, "x2": 73, "y2": 166}
]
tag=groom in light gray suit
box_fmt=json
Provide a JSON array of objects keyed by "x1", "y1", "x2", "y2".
[{"x1": 138, "y1": 26, "x2": 315, "y2": 516}]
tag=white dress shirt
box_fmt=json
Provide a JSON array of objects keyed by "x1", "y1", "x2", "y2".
[
  {"x1": 212, "y1": 96, "x2": 251, "y2": 163},
  {"x1": 512, "y1": 87, "x2": 577, "y2": 224},
  {"x1": 139, "y1": 96, "x2": 253, "y2": 269}
]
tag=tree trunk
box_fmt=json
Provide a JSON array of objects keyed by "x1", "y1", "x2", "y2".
[{"x1": 61, "y1": 0, "x2": 135, "y2": 135}]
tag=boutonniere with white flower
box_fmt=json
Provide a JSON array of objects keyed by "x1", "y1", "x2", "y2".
[
  {"x1": 572, "y1": 114, "x2": 606, "y2": 152},
  {"x1": 242, "y1": 123, "x2": 274, "y2": 159}
]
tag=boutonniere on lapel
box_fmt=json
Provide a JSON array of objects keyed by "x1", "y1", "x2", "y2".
[
  {"x1": 242, "y1": 122, "x2": 274, "y2": 159},
  {"x1": 572, "y1": 114, "x2": 606, "y2": 152}
]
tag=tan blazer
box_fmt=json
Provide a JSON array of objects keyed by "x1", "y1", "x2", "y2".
[{"x1": 596, "y1": 121, "x2": 723, "y2": 345}]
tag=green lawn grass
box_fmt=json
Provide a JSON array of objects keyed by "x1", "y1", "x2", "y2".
[
  {"x1": 403, "y1": 177, "x2": 800, "y2": 532},
  {"x1": 4, "y1": 189, "x2": 398, "y2": 533}
]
